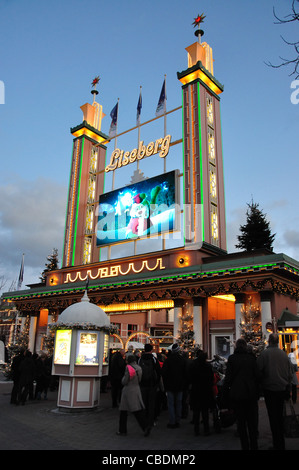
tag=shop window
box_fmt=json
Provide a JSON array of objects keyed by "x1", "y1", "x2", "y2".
[
  {"x1": 111, "y1": 322, "x2": 121, "y2": 334},
  {"x1": 128, "y1": 324, "x2": 137, "y2": 335}
]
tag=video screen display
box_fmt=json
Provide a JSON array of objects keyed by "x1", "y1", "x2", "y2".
[{"x1": 97, "y1": 170, "x2": 179, "y2": 246}]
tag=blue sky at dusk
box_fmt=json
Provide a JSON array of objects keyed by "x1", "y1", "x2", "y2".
[{"x1": 0, "y1": 0, "x2": 298, "y2": 291}]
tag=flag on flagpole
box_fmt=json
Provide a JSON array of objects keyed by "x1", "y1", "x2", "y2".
[
  {"x1": 155, "y1": 78, "x2": 166, "y2": 117},
  {"x1": 109, "y1": 101, "x2": 118, "y2": 137},
  {"x1": 136, "y1": 88, "x2": 142, "y2": 126},
  {"x1": 17, "y1": 253, "x2": 24, "y2": 290}
]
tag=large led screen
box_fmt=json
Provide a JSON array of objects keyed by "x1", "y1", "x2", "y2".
[{"x1": 97, "y1": 170, "x2": 179, "y2": 247}]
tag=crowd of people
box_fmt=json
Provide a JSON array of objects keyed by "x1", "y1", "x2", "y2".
[
  {"x1": 6, "y1": 334, "x2": 297, "y2": 451},
  {"x1": 10, "y1": 348, "x2": 56, "y2": 406},
  {"x1": 109, "y1": 334, "x2": 297, "y2": 451}
]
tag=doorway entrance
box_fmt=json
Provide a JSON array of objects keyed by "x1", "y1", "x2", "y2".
[{"x1": 211, "y1": 332, "x2": 234, "y2": 359}]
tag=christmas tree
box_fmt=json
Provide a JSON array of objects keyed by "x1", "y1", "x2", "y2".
[
  {"x1": 176, "y1": 302, "x2": 199, "y2": 354},
  {"x1": 40, "y1": 248, "x2": 59, "y2": 284},
  {"x1": 239, "y1": 298, "x2": 266, "y2": 356},
  {"x1": 4, "y1": 315, "x2": 30, "y2": 379},
  {"x1": 236, "y1": 200, "x2": 275, "y2": 252}
]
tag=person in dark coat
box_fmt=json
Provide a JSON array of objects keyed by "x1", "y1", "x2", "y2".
[
  {"x1": 18, "y1": 350, "x2": 36, "y2": 405},
  {"x1": 223, "y1": 338, "x2": 260, "y2": 450},
  {"x1": 161, "y1": 343, "x2": 187, "y2": 428},
  {"x1": 138, "y1": 344, "x2": 161, "y2": 428},
  {"x1": 35, "y1": 352, "x2": 51, "y2": 400},
  {"x1": 189, "y1": 349, "x2": 214, "y2": 436},
  {"x1": 10, "y1": 348, "x2": 25, "y2": 404},
  {"x1": 110, "y1": 349, "x2": 126, "y2": 408},
  {"x1": 257, "y1": 333, "x2": 292, "y2": 450}
]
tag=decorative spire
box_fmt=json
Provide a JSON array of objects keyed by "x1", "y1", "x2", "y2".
[
  {"x1": 91, "y1": 76, "x2": 100, "y2": 102},
  {"x1": 81, "y1": 276, "x2": 90, "y2": 302},
  {"x1": 192, "y1": 13, "x2": 206, "y2": 42}
]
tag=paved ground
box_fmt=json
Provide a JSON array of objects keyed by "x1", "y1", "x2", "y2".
[{"x1": 0, "y1": 372, "x2": 298, "y2": 456}]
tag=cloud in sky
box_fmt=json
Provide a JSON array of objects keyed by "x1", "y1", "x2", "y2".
[
  {"x1": 284, "y1": 230, "x2": 299, "y2": 248},
  {"x1": 0, "y1": 176, "x2": 66, "y2": 290}
]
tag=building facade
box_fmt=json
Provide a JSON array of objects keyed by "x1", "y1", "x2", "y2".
[{"x1": 3, "y1": 23, "x2": 299, "y2": 361}]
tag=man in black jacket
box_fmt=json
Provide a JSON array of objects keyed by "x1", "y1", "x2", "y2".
[
  {"x1": 110, "y1": 349, "x2": 126, "y2": 408},
  {"x1": 223, "y1": 338, "x2": 260, "y2": 450},
  {"x1": 189, "y1": 350, "x2": 214, "y2": 436},
  {"x1": 138, "y1": 344, "x2": 161, "y2": 428},
  {"x1": 257, "y1": 333, "x2": 292, "y2": 450},
  {"x1": 161, "y1": 343, "x2": 187, "y2": 428}
]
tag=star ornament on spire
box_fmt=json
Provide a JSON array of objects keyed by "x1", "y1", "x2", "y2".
[
  {"x1": 91, "y1": 76, "x2": 100, "y2": 88},
  {"x1": 192, "y1": 13, "x2": 206, "y2": 27}
]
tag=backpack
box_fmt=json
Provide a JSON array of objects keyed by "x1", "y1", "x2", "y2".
[{"x1": 139, "y1": 355, "x2": 158, "y2": 386}]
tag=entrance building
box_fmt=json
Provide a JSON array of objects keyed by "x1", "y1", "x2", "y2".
[{"x1": 3, "y1": 19, "x2": 299, "y2": 361}]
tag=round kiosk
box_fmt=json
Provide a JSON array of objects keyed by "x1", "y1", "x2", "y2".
[{"x1": 51, "y1": 290, "x2": 111, "y2": 411}]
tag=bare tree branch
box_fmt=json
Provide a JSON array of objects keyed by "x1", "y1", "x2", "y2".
[
  {"x1": 266, "y1": 0, "x2": 299, "y2": 78},
  {"x1": 273, "y1": 0, "x2": 299, "y2": 24}
]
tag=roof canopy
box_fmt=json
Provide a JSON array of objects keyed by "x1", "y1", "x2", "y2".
[
  {"x1": 54, "y1": 290, "x2": 111, "y2": 331},
  {"x1": 277, "y1": 308, "x2": 299, "y2": 327}
]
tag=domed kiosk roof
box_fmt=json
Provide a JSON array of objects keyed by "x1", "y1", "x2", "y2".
[{"x1": 56, "y1": 291, "x2": 110, "y2": 331}]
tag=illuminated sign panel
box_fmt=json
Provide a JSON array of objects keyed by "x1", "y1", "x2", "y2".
[
  {"x1": 97, "y1": 170, "x2": 179, "y2": 247},
  {"x1": 64, "y1": 257, "x2": 166, "y2": 283},
  {"x1": 105, "y1": 135, "x2": 171, "y2": 173},
  {"x1": 54, "y1": 330, "x2": 72, "y2": 365},
  {"x1": 75, "y1": 331, "x2": 99, "y2": 365}
]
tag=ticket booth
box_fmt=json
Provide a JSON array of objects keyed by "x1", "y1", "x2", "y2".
[{"x1": 51, "y1": 291, "x2": 111, "y2": 411}]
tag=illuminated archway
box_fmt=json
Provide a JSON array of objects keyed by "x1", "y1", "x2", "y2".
[
  {"x1": 110, "y1": 333, "x2": 125, "y2": 348},
  {"x1": 125, "y1": 331, "x2": 152, "y2": 349}
]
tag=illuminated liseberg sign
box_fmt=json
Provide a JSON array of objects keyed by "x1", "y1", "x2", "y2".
[{"x1": 105, "y1": 134, "x2": 171, "y2": 173}]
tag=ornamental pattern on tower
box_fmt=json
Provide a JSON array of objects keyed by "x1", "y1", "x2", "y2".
[
  {"x1": 207, "y1": 96, "x2": 219, "y2": 247},
  {"x1": 83, "y1": 146, "x2": 98, "y2": 264}
]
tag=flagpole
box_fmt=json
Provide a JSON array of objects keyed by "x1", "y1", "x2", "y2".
[
  {"x1": 109, "y1": 98, "x2": 119, "y2": 261},
  {"x1": 112, "y1": 98, "x2": 119, "y2": 191},
  {"x1": 17, "y1": 253, "x2": 24, "y2": 290}
]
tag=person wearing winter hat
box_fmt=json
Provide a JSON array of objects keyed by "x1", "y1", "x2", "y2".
[
  {"x1": 171, "y1": 343, "x2": 180, "y2": 353},
  {"x1": 161, "y1": 343, "x2": 187, "y2": 428}
]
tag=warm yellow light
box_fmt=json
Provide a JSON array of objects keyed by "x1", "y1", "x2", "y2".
[
  {"x1": 178, "y1": 69, "x2": 223, "y2": 95},
  {"x1": 49, "y1": 275, "x2": 59, "y2": 286},
  {"x1": 213, "y1": 294, "x2": 236, "y2": 302},
  {"x1": 99, "y1": 300, "x2": 174, "y2": 312},
  {"x1": 177, "y1": 255, "x2": 190, "y2": 267},
  {"x1": 71, "y1": 126, "x2": 106, "y2": 144}
]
